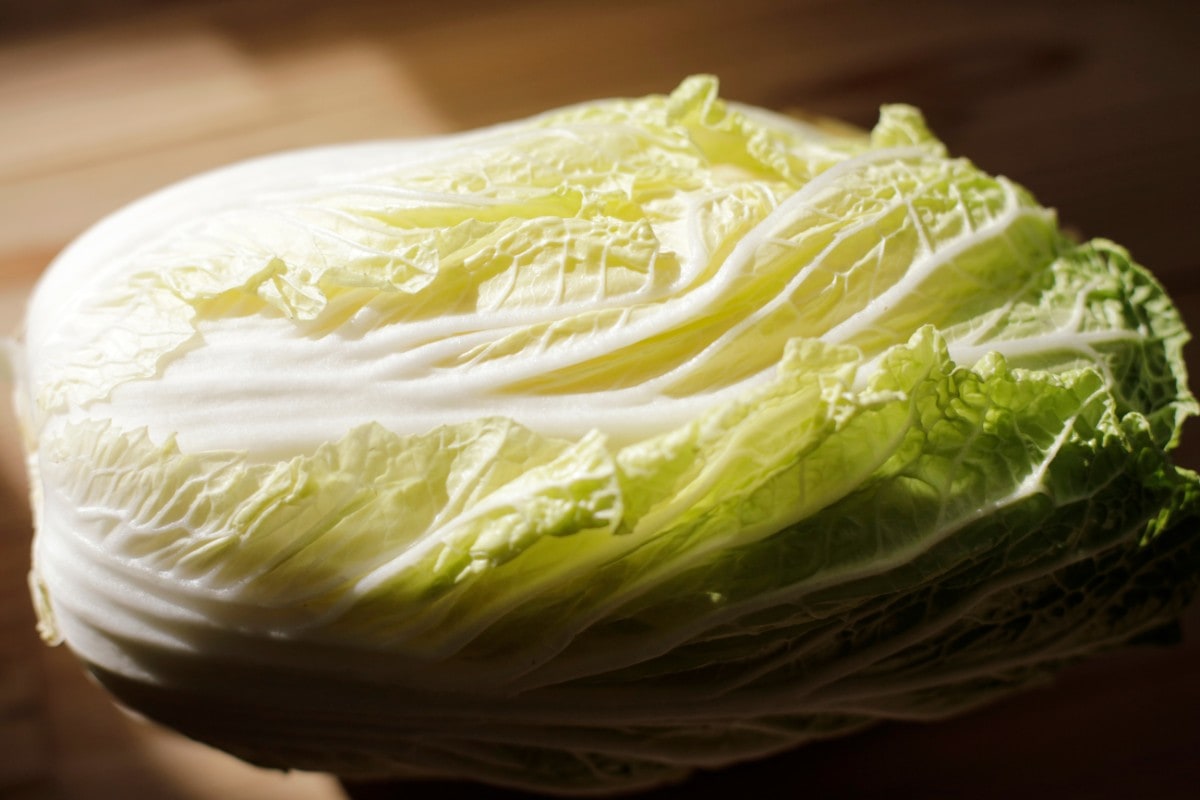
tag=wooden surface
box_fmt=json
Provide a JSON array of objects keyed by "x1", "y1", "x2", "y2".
[{"x1": 2, "y1": 2, "x2": 1199, "y2": 798}]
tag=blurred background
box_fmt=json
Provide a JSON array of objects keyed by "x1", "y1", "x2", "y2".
[{"x1": 1, "y1": 1, "x2": 1198, "y2": 798}]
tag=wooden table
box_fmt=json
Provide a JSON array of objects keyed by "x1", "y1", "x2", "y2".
[{"x1": 2, "y1": 2, "x2": 1198, "y2": 798}]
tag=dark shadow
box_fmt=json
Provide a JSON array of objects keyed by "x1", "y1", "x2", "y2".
[{"x1": 341, "y1": 617, "x2": 1200, "y2": 799}]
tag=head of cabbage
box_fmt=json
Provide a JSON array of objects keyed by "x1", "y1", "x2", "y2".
[{"x1": 12, "y1": 76, "x2": 1200, "y2": 794}]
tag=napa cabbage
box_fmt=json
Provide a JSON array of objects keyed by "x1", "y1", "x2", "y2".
[{"x1": 11, "y1": 76, "x2": 1200, "y2": 794}]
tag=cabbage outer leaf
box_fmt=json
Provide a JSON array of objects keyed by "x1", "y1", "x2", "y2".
[{"x1": 20, "y1": 76, "x2": 1200, "y2": 794}]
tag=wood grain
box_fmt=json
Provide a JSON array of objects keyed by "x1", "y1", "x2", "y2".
[{"x1": 2, "y1": 2, "x2": 1198, "y2": 798}]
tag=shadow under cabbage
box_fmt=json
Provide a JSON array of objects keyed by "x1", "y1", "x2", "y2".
[{"x1": 340, "y1": 602, "x2": 1200, "y2": 800}]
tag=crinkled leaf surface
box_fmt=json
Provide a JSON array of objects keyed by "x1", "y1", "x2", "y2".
[{"x1": 16, "y1": 76, "x2": 1200, "y2": 794}]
